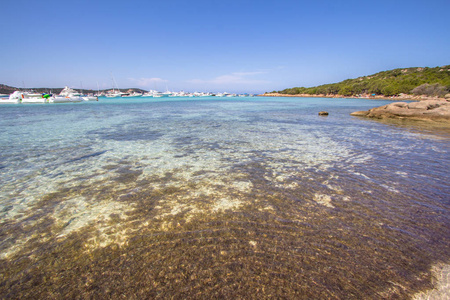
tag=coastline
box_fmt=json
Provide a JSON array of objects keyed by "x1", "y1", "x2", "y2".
[
  {"x1": 259, "y1": 92, "x2": 449, "y2": 101},
  {"x1": 258, "y1": 93, "x2": 450, "y2": 134}
]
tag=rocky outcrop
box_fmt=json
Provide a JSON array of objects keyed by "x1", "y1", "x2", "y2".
[{"x1": 350, "y1": 100, "x2": 450, "y2": 122}]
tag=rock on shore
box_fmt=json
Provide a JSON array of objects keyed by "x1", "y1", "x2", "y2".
[{"x1": 350, "y1": 100, "x2": 450, "y2": 122}]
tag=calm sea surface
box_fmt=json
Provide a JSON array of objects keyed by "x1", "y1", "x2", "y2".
[{"x1": 0, "y1": 96, "x2": 449, "y2": 298}]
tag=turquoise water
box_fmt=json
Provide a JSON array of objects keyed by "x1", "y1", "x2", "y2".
[{"x1": 0, "y1": 96, "x2": 449, "y2": 298}]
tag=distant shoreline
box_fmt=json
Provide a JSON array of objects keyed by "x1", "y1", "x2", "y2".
[{"x1": 258, "y1": 93, "x2": 449, "y2": 101}]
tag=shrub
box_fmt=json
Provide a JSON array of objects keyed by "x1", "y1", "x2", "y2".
[{"x1": 411, "y1": 83, "x2": 449, "y2": 97}]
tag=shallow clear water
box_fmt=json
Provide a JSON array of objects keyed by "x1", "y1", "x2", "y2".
[{"x1": 0, "y1": 97, "x2": 449, "y2": 298}]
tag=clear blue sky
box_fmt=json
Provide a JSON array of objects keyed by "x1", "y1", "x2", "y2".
[{"x1": 2, "y1": 0, "x2": 449, "y2": 93}]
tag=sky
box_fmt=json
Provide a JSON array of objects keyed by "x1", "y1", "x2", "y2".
[{"x1": 1, "y1": 0, "x2": 449, "y2": 94}]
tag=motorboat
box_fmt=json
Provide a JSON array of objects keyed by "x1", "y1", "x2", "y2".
[
  {"x1": 82, "y1": 95, "x2": 98, "y2": 101},
  {"x1": 130, "y1": 92, "x2": 143, "y2": 97},
  {"x1": 106, "y1": 74, "x2": 124, "y2": 97},
  {"x1": 21, "y1": 92, "x2": 48, "y2": 103},
  {"x1": 142, "y1": 90, "x2": 167, "y2": 98},
  {"x1": 142, "y1": 90, "x2": 160, "y2": 97},
  {"x1": 0, "y1": 91, "x2": 22, "y2": 104},
  {"x1": 49, "y1": 86, "x2": 83, "y2": 103},
  {"x1": 169, "y1": 91, "x2": 188, "y2": 97},
  {"x1": 50, "y1": 96, "x2": 82, "y2": 103},
  {"x1": 105, "y1": 90, "x2": 125, "y2": 97},
  {"x1": 1, "y1": 91, "x2": 51, "y2": 104},
  {"x1": 122, "y1": 91, "x2": 144, "y2": 98}
]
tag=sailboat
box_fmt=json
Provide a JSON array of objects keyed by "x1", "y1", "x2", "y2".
[{"x1": 106, "y1": 74, "x2": 124, "y2": 97}]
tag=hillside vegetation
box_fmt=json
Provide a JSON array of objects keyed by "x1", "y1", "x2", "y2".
[{"x1": 275, "y1": 66, "x2": 450, "y2": 97}]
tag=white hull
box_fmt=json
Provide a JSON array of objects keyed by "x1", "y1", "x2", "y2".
[
  {"x1": 82, "y1": 96, "x2": 98, "y2": 101},
  {"x1": 21, "y1": 98, "x2": 48, "y2": 103},
  {"x1": 50, "y1": 96, "x2": 83, "y2": 103},
  {"x1": 0, "y1": 98, "x2": 20, "y2": 104},
  {"x1": 153, "y1": 93, "x2": 170, "y2": 98}
]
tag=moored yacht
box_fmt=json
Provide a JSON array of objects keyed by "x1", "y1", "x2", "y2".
[
  {"x1": 142, "y1": 90, "x2": 164, "y2": 97},
  {"x1": 0, "y1": 91, "x2": 23, "y2": 104},
  {"x1": 21, "y1": 92, "x2": 48, "y2": 103},
  {"x1": 82, "y1": 95, "x2": 98, "y2": 101},
  {"x1": 122, "y1": 92, "x2": 143, "y2": 98},
  {"x1": 49, "y1": 86, "x2": 83, "y2": 103},
  {"x1": 105, "y1": 90, "x2": 125, "y2": 97}
]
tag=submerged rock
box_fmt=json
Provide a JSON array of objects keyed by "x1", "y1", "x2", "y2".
[
  {"x1": 351, "y1": 100, "x2": 450, "y2": 122},
  {"x1": 318, "y1": 111, "x2": 329, "y2": 116}
]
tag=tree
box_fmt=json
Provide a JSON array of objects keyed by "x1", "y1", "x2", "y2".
[{"x1": 338, "y1": 85, "x2": 353, "y2": 96}]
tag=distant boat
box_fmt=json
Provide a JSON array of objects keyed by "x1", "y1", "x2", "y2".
[
  {"x1": 106, "y1": 73, "x2": 125, "y2": 97},
  {"x1": 0, "y1": 91, "x2": 51, "y2": 104},
  {"x1": 49, "y1": 86, "x2": 83, "y2": 103},
  {"x1": 79, "y1": 86, "x2": 98, "y2": 101},
  {"x1": 81, "y1": 95, "x2": 98, "y2": 101},
  {"x1": 142, "y1": 90, "x2": 184, "y2": 97},
  {"x1": 169, "y1": 91, "x2": 188, "y2": 97},
  {"x1": 141, "y1": 90, "x2": 155, "y2": 97},
  {"x1": 142, "y1": 90, "x2": 166, "y2": 98},
  {"x1": 21, "y1": 92, "x2": 49, "y2": 103},
  {"x1": 0, "y1": 91, "x2": 22, "y2": 104},
  {"x1": 122, "y1": 92, "x2": 143, "y2": 98},
  {"x1": 105, "y1": 92, "x2": 123, "y2": 98}
]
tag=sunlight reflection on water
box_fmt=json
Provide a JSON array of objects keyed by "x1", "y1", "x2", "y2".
[{"x1": 0, "y1": 97, "x2": 449, "y2": 298}]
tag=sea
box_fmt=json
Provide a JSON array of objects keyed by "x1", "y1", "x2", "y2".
[{"x1": 0, "y1": 96, "x2": 449, "y2": 299}]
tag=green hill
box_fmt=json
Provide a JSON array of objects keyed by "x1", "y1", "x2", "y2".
[{"x1": 275, "y1": 65, "x2": 450, "y2": 97}]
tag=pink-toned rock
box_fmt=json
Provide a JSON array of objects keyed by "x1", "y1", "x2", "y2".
[{"x1": 351, "y1": 100, "x2": 450, "y2": 122}]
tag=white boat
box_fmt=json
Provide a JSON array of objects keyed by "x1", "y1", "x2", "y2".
[
  {"x1": 142, "y1": 90, "x2": 167, "y2": 98},
  {"x1": 82, "y1": 95, "x2": 98, "y2": 101},
  {"x1": 106, "y1": 74, "x2": 125, "y2": 97},
  {"x1": 161, "y1": 91, "x2": 172, "y2": 97},
  {"x1": 79, "y1": 87, "x2": 98, "y2": 101},
  {"x1": 122, "y1": 92, "x2": 143, "y2": 98},
  {"x1": 0, "y1": 91, "x2": 22, "y2": 104},
  {"x1": 105, "y1": 92, "x2": 122, "y2": 98},
  {"x1": 105, "y1": 88, "x2": 125, "y2": 97},
  {"x1": 49, "y1": 86, "x2": 83, "y2": 103},
  {"x1": 169, "y1": 91, "x2": 189, "y2": 97},
  {"x1": 50, "y1": 96, "x2": 83, "y2": 103},
  {"x1": 142, "y1": 90, "x2": 160, "y2": 97},
  {"x1": 0, "y1": 98, "x2": 19, "y2": 104},
  {"x1": 21, "y1": 92, "x2": 48, "y2": 103}
]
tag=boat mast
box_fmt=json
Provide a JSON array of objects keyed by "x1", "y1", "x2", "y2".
[{"x1": 111, "y1": 73, "x2": 120, "y2": 94}]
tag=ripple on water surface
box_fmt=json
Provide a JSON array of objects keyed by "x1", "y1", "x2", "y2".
[{"x1": 0, "y1": 98, "x2": 449, "y2": 299}]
